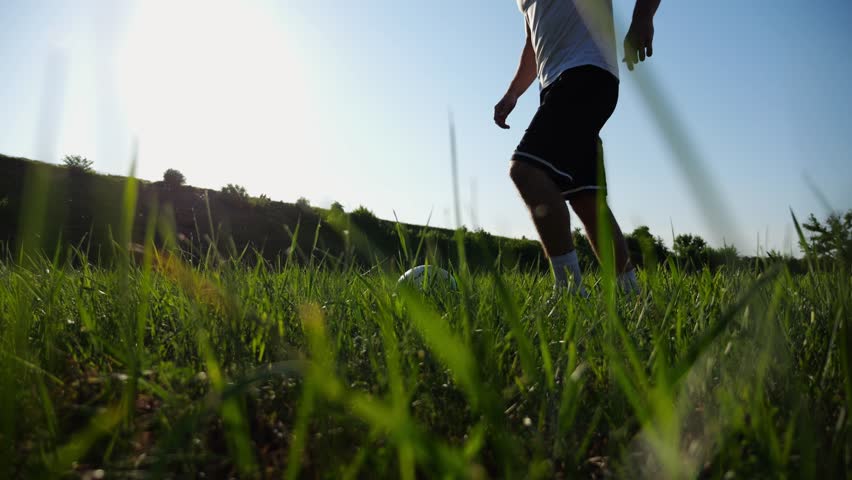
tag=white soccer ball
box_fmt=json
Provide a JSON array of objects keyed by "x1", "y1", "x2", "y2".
[{"x1": 398, "y1": 265, "x2": 457, "y2": 290}]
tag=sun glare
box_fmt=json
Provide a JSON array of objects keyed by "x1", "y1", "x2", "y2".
[{"x1": 117, "y1": 1, "x2": 317, "y2": 191}]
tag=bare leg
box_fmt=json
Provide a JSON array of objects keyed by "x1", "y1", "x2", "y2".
[
  {"x1": 568, "y1": 191, "x2": 632, "y2": 273},
  {"x1": 509, "y1": 161, "x2": 574, "y2": 256}
]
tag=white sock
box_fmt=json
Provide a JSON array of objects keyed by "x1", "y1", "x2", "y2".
[
  {"x1": 551, "y1": 251, "x2": 586, "y2": 295},
  {"x1": 618, "y1": 268, "x2": 640, "y2": 295}
]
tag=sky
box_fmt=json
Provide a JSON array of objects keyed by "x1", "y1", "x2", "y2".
[{"x1": 1, "y1": 0, "x2": 850, "y2": 256}]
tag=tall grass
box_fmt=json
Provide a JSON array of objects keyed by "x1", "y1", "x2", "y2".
[{"x1": 0, "y1": 223, "x2": 849, "y2": 477}]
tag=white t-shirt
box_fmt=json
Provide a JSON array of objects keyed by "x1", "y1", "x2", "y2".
[{"x1": 517, "y1": 0, "x2": 619, "y2": 89}]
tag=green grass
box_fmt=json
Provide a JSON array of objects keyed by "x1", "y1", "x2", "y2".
[{"x1": 0, "y1": 241, "x2": 849, "y2": 479}]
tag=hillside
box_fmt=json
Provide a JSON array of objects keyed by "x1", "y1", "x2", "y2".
[{"x1": 0, "y1": 154, "x2": 545, "y2": 271}]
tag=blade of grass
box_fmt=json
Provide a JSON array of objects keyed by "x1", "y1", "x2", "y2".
[{"x1": 667, "y1": 265, "x2": 781, "y2": 385}]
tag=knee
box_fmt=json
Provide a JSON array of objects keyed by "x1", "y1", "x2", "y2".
[{"x1": 509, "y1": 161, "x2": 534, "y2": 189}]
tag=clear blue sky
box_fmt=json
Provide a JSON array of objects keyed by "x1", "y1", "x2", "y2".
[{"x1": 1, "y1": 0, "x2": 850, "y2": 255}]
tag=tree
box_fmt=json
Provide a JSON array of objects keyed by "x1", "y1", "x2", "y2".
[
  {"x1": 62, "y1": 155, "x2": 93, "y2": 174},
  {"x1": 221, "y1": 184, "x2": 249, "y2": 202},
  {"x1": 802, "y1": 209, "x2": 852, "y2": 269},
  {"x1": 163, "y1": 169, "x2": 186, "y2": 188},
  {"x1": 626, "y1": 225, "x2": 670, "y2": 268},
  {"x1": 326, "y1": 201, "x2": 347, "y2": 226},
  {"x1": 572, "y1": 228, "x2": 595, "y2": 270},
  {"x1": 673, "y1": 234, "x2": 708, "y2": 269},
  {"x1": 708, "y1": 243, "x2": 740, "y2": 269},
  {"x1": 350, "y1": 205, "x2": 377, "y2": 221},
  {"x1": 765, "y1": 249, "x2": 805, "y2": 274},
  {"x1": 252, "y1": 193, "x2": 271, "y2": 207}
]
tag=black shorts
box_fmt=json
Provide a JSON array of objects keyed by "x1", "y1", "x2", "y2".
[{"x1": 512, "y1": 65, "x2": 619, "y2": 199}]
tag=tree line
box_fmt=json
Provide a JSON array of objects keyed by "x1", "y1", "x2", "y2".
[{"x1": 1, "y1": 154, "x2": 848, "y2": 274}]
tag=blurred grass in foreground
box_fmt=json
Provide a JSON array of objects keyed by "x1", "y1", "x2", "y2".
[{"x1": 0, "y1": 226, "x2": 849, "y2": 477}]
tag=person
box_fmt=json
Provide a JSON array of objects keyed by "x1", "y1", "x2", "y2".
[{"x1": 494, "y1": 0, "x2": 660, "y2": 296}]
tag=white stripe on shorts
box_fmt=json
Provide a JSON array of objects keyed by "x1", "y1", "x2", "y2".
[
  {"x1": 512, "y1": 151, "x2": 574, "y2": 181},
  {"x1": 561, "y1": 185, "x2": 603, "y2": 195}
]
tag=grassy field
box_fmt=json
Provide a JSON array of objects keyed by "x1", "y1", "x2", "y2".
[{"x1": 0, "y1": 233, "x2": 849, "y2": 479}]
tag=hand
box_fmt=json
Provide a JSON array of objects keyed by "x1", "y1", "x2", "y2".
[
  {"x1": 623, "y1": 16, "x2": 654, "y2": 71},
  {"x1": 493, "y1": 93, "x2": 518, "y2": 129}
]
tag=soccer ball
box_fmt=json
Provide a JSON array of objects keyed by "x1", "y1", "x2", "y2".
[{"x1": 398, "y1": 265, "x2": 457, "y2": 290}]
